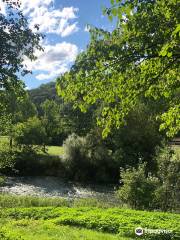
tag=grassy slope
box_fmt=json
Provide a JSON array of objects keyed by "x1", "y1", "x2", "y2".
[
  {"x1": 0, "y1": 205, "x2": 179, "y2": 240},
  {"x1": 0, "y1": 219, "x2": 124, "y2": 240},
  {"x1": 2, "y1": 207, "x2": 179, "y2": 232}
]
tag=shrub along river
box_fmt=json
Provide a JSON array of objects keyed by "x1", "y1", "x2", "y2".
[{"x1": 0, "y1": 176, "x2": 117, "y2": 202}]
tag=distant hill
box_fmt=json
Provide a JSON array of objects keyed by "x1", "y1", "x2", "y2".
[
  {"x1": 29, "y1": 82, "x2": 57, "y2": 104},
  {"x1": 28, "y1": 81, "x2": 95, "y2": 135},
  {"x1": 28, "y1": 82, "x2": 62, "y2": 114}
]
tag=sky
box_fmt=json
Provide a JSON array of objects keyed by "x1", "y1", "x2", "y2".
[{"x1": 1, "y1": 0, "x2": 114, "y2": 89}]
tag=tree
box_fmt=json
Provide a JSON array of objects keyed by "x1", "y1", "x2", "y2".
[
  {"x1": 13, "y1": 116, "x2": 48, "y2": 152},
  {"x1": 154, "y1": 146, "x2": 180, "y2": 211},
  {"x1": 41, "y1": 99, "x2": 63, "y2": 145},
  {"x1": 0, "y1": 82, "x2": 37, "y2": 147},
  {"x1": 0, "y1": 0, "x2": 43, "y2": 90},
  {"x1": 59, "y1": 101, "x2": 97, "y2": 136},
  {"x1": 57, "y1": 0, "x2": 180, "y2": 138},
  {"x1": 28, "y1": 82, "x2": 98, "y2": 144},
  {"x1": 107, "y1": 101, "x2": 166, "y2": 172},
  {"x1": 28, "y1": 82, "x2": 61, "y2": 115}
]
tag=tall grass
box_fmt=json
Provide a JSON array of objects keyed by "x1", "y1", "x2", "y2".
[
  {"x1": 0, "y1": 194, "x2": 70, "y2": 208},
  {"x1": 0, "y1": 194, "x2": 120, "y2": 208}
]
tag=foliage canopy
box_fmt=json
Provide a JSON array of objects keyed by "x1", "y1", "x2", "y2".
[
  {"x1": 0, "y1": 0, "x2": 43, "y2": 90},
  {"x1": 57, "y1": 0, "x2": 180, "y2": 137}
]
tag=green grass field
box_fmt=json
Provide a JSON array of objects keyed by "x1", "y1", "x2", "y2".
[
  {"x1": 0, "y1": 195, "x2": 179, "y2": 240},
  {"x1": 46, "y1": 145, "x2": 64, "y2": 156},
  {"x1": 0, "y1": 220, "x2": 126, "y2": 240},
  {"x1": 0, "y1": 136, "x2": 64, "y2": 156}
]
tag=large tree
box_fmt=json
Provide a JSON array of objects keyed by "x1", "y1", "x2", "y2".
[
  {"x1": 57, "y1": 0, "x2": 180, "y2": 138},
  {"x1": 0, "y1": 0, "x2": 43, "y2": 90},
  {"x1": 0, "y1": 81, "x2": 37, "y2": 147}
]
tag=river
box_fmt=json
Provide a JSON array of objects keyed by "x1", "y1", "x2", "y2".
[{"x1": 0, "y1": 176, "x2": 117, "y2": 202}]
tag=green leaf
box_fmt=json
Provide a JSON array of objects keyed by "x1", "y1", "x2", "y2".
[
  {"x1": 108, "y1": 15, "x2": 113, "y2": 22},
  {"x1": 111, "y1": 8, "x2": 117, "y2": 16},
  {"x1": 172, "y1": 24, "x2": 180, "y2": 36},
  {"x1": 167, "y1": 52, "x2": 172, "y2": 57}
]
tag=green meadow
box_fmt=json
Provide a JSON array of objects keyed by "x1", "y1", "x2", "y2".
[{"x1": 0, "y1": 198, "x2": 179, "y2": 240}]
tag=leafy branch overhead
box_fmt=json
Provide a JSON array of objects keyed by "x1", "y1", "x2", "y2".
[
  {"x1": 0, "y1": 0, "x2": 43, "y2": 90},
  {"x1": 57, "y1": 0, "x2": 180, "y2": 138}
]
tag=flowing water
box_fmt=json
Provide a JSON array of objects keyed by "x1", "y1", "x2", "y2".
[{"x1": 0, "y1": 176, "x2": 117, "y2": 201}]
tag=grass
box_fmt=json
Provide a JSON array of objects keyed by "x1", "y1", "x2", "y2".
[
  {"x1": 0, "y1": 201, "x2": 179, "y2": 239},
  {"x1": 0, "y1": 194, "x2": 118, "y2": 208},
  {"x1": 2, "y1": 207, "x2": 179, "y2": 233},
  {"x1": 0, "y1": 219, "x2": 127, "y2": 240},
  {"x1": 0, "y1": 195, "x2": 128, "y2": 240},
  {"x1": 46, "y1": 145, "x2": 64, "y2": 156},
  {"x1": 0, "y1": 194, "x2": 70, "y2": 208},
  {"x1": 0, "y1": 136, "x2": 64, "y2": 156},
  {"x1": 0, "y1": 195, "x2": 179, "y2": 239}
]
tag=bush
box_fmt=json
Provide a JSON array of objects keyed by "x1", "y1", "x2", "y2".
[
  {"x1": 117, "y1": 164, "x2": 159, "y2": 209},
  {"x1": 0, "y1": 175, "x2": 6, "y2": 186},
  {"x1": 13, "y1": 116, "x2": 48, "y2": 151},
  {"x1": 153, "y1": 146, "x2": 180, "y2": 211},
  {"x1": 0, "y1": 142, "x2": 17, "y2": 171},
  {"x1": 117, "y1": 145, "x2": 180, "y2": 211},
  {"x1": 14, "y1": 149, "x2": 65, "y2": 176},
  {"x1": 62, "y1": 133, "x2": 114, "y2": 182},
  {"x1": 62, "y1": 133, "x2": 90, "y2": 181}
]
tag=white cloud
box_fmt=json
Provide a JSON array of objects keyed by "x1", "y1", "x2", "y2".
[
  {"x1": 36, "y1": 66, "x2": 68, "y2": 80},
  {"x1": 21, "y1": 0, "x2": 53, "y2": 15},
  {"x1": 1, "y1": 0, "x2": 80, "y2": 82},
  {"x1": 24, "y1": 42, "x2": 78, "y2": 80},
  {"x1": 0, "y1": 0, "x2": 6, "y2": 14},
  {"x1": 61, "y1": 22, "x2": 78, "y2": 37},
  {"x1": 20, "y1": 0, "x2": 79, "y2": 37},
  {"x1": 56, "y1": 7, "x2": 78, "y2": 19},
  {"x1": 84, "y1": 25, "x2": 90, "y2": 32}
]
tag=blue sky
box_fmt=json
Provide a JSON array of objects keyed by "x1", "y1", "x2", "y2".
[{"x1": 14, "y1": 0, "x2": 114, "y2": 89}]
